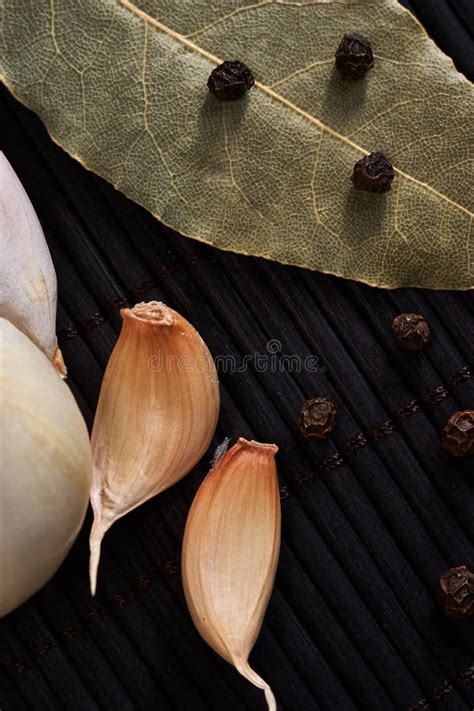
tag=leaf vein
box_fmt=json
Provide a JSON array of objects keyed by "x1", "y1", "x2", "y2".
[
  {"x1": 222, "y1": 104, "x2": 269, "y2": 224},
  {"x1": 184, "y1": 0, "x2": 377, "y2": 39},
  {"x1": 310, "y1": 134, "x2": 348, "y2": 249},
  {"x1": 270, "y1": 58, "x2": 335, "y2": 88},
  {"x1": 184, "y1": 0, "x2": 272, "y2": 39},
  {"x1": 140, "y1": 20, "x2": 184, "y2": 202},
  {"x1": 346, "y1": 92, "x2": 451, "y2": 139},
  {"x1": 117, "y1": 0, "x2": 473, "y2": 220}
]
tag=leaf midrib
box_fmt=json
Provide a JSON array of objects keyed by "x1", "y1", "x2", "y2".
[{"x1": 121, "y1": 0, "x2": 471, "y2": 219}]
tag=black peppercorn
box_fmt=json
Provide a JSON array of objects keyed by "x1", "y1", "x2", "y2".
[
  {"x1": 207, "y1": 61, "x2": 254, "y2": 101},
  {"x1": 351, "y1": 152, "x2": 395, "y2": 193},
  {"x1": 439, "y1": 565, "x2": 474, "y2": 619},
  {"x1": 392, "y1": 313, "x2": 430, "y2": 351},
  {"x1": 442, "y1": 410, "x2": 474, "y2": 457},
  {"x1": 299, "y1": 397, "x2": 337, "y2": 439},
  {"x1": 335, "y1": 33, "x2": 374, "y2": 80}
]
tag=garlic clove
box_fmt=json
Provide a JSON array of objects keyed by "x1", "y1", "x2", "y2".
[
  {"x1": 89, "y1": 301, "x2": 220, "y2": 594},
  {"x1": 0, "y1": 318, "x2": 91, "y2": 616},
  {"x1": 0, "y1": 152, "x2": 66, "y2": 376},
  {"x1": 182, "y1": 438, "x2": 281, "y2": 711}
]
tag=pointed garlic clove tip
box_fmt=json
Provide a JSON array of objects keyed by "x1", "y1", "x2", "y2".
[
  {"x1": 0, "y1": 152, "x2": 64, "y2": 372},
  {"x1": 89, "y1": 517, "x2": 111, "y2": 596},
  {"x1": 89, "y1": 539, "x2": 100, "y2": 597},
  {"x1": 237, "y1": 662, "x2": 277, "y2": 711},
  {"x1": 182, "y1": 438, "x2": 280, "y2": 710},
  {"x1": 53, "y1": 346, "x2": 67, "y2": 378},
  {"x1": 89, "y1": 300, "x2": 220, "y2": 593}
]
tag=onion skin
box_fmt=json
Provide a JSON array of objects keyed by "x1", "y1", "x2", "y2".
[{"x1": 0, "y1": 318, "x2": 91, "y2": 616}]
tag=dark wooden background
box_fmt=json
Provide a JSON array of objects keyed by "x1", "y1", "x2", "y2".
[{"x1": 1, "y1": 1, "x2": 473, "y2": 709}]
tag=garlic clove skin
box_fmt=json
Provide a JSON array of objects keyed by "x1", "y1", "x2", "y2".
[
  {"x1": 89, "y1": 301, "x2": 220, "y2": 595},
  {"x1": 182, "y1": 438, "x2": 281, "y2": 711},
  {"x1": 0, "y1": 318, "x2": 91, "y2": 616},
  {"x1": 0, "y1": 152, "x2": 66, "y2": 377}
]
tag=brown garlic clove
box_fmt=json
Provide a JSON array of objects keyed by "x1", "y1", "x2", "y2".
[
  {"x1": 182, "y1": 438, "x2": 281, "y2": 710},
  {"x1": 89, "y1": 301, "x2": 219, "y2": 594}
]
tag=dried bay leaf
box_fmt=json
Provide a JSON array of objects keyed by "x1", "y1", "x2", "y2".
[{"x1": 1, "y1": 0, "x2": 473, "y2": 289}]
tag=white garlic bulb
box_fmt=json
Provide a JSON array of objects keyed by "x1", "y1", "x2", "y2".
[
  {"x1": 0, "y1": 152, "x2": 66, "y2": 376},
  {"x1": 0, "y1": 318, "x2": 92, "y2": 616}
]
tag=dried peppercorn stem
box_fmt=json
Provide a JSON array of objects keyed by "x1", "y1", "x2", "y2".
[{"x1": 236, "y1": 660, "x2": 276, "y2": 711}]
